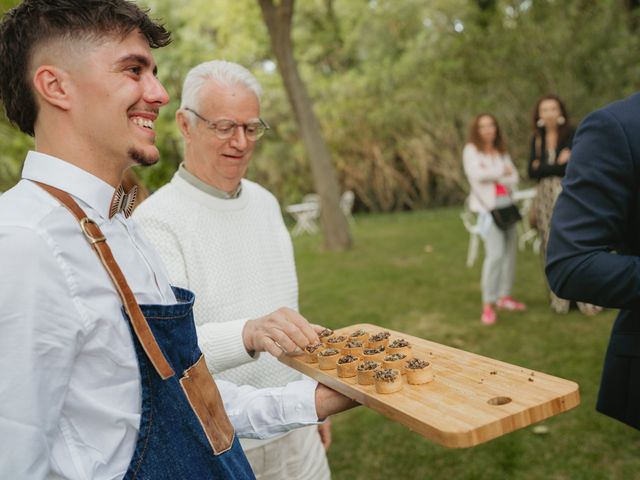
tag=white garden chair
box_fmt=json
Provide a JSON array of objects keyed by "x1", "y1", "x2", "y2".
[
  {"x1": 340, "y1": 190, "x2": 355, "y2": 223},
  {"x1": 460, "y1": 197, "x2": 482, "y2": 268}
]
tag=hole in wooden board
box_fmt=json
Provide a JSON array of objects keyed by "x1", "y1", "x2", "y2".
[{"x1": 487, "y1": 396, "x2": 512, "y2": 406}]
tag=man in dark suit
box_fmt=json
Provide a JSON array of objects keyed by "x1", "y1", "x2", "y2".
[{"x1": 546, "y1": 92, "x2": 640, "y2": 430}]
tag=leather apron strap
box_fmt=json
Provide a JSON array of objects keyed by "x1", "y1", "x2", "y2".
[{"x1": 34, "y1": 181, "x2": 174, "y2": 380}]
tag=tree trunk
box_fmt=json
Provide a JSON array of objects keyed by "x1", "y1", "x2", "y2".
[{"x1": 258, "y1": 0, "x2": 352, "y2": 251}]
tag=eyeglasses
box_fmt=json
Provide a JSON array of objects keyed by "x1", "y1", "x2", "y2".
[{"x1": 184, "y1": 107, "x2": 270, "y2": 141}]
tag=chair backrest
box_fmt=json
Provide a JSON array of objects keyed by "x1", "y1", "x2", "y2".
[
  {"x1": 460, "y1": 196, "x2": 480, "y2": 233},
  {"x1": 340, "y1": 190, "x2": 355, "y2": 216},
  {"x1": 302, "y1": 193, "x2": 320, "y2": 204}
]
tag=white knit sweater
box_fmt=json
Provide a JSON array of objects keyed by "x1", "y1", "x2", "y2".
[{"x1": 133, "y1": 173, "x2": 301, "y2": 389}]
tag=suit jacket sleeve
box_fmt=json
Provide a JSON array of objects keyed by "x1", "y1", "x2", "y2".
[{"x1": 546, "y1": 109, "x2": 640, "y2": 310}]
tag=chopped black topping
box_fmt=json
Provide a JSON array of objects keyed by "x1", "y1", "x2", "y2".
[
  {"x1": 374, "y1": 368, "x2": 399, "y2": 382},
  {"x1": 363, "y1": 346, "x2": 385, "y2": 355},
  {"x1": 338, "y1": 354, "x2": 358, "y2": 364},
  {"x1": 319, "y1": 328, "x2": 334, "y2": 338},
  {"x1": 389, "y1": 338, "x2": 410, "y2": 348},
  {"x1": 369, "y1": 331, "x2": 391, "y2": 342},
  {"x1": 328, "y1": 335, "x2": 347, "y2": 343},
  {"x1": 319, "y1": 348, "x2": 339, "y2": 356},
  {"x1": 384, "y1": 353, "x2": 407, "y2": 362},
  {"x1": 357, "y1": 360, "x2": 380, "y2": 371},
  {"x1": 406, "y1": 358, "x2": 429, "y2": 369},
  {"x1": 305, "y1": 343, "x2": 323, "y2": 353}
]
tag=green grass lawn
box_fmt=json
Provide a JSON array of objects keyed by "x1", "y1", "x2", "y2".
[{"x1": 292, "y1": 208, "x2": 640, "y2": 480}]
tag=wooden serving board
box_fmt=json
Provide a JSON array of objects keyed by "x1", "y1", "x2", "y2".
[{"x1": 279, "y1": 323, "x2": 580, "y2": 448}]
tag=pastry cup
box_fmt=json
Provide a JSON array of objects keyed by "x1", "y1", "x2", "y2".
[
  {"x1": 326, "y1": 335, "x2": 348, "y2": 350},
  {"x1": 374, "y1": 368, "x2": 403, "y2": 394},
  {"x1": 336, "y1": 356, "x2": 359, "y2": 378},
  {"x1": 362, "y1": 347, "x2": 386, "y2": 363},
  {"x1": 387, "y1": 339, "x2": 412, "y2": 357},
  {"x1": 349, "y1": 329, "x2": 368, "y2": 344},
  {"x1": 383, "y1": 353, "x2": 408, "y2": 374},
  {"x1": 318, "y1": 349, "x2": 340, "y2": 370},
  {"x1": 405, "y1": 359, "x2": 434, "y2": 385},
  {"x1": 341, "y1": 340, "x2": 364, "y2": 358},
  {"x1": 318, "y1": 328, "x2": 334, "y2": 346},
  {"x1": 357, "y1": 361, "x2": 381, "y2": 385},
  {"x1": 303, "y1": 343, "x2": 323, "y2": 364},
  {"x1": 367, "y1": 331, "x2": 390, "y2": 349}
]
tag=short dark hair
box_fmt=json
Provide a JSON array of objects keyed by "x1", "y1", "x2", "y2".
[{"x1": 0, "y1": 0, "x2": 171, "y2": 136}]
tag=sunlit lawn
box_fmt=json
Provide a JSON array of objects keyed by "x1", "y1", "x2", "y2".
[{"x1": 291, "y1": 208, "x2": 640, "y2": 480}]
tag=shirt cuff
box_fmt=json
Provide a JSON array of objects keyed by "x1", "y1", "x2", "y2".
[
  {"x1": 196, "y1": 318, "x2": 258, "y2": 374},
  {"x1": 281, "y1": 379, "x2": 320, "y2": 425}
]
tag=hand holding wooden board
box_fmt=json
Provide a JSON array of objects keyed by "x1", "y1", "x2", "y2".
[{"x1": 279, "y1": 323, "x2": 580, "y2": 448}]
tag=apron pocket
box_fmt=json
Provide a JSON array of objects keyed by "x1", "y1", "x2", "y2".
[{"x1": 180, "y1": 354, "x2": 235, "y2": 455}]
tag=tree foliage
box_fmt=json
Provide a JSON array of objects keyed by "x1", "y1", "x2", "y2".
[{"x1": 1, "y1": 0, "x2": 638, "y2": 210}]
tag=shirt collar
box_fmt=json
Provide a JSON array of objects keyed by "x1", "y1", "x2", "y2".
[
  {"x1": 177, "y1": 163, "x2": 242, "y2": 199},
  {"x1": 21, "y1": 151, "x2": 116, "y2": 220}
]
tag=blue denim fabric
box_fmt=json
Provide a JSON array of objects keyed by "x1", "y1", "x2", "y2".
[{"x1": 122, "y1": 287, "x2": 255, "y2": 479}]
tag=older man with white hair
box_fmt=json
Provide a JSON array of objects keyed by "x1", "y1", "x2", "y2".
[{"x1": 134, "y1": 61, "x2": 331, "y2": 479}]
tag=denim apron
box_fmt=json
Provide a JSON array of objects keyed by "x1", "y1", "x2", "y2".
[
  {"x1": 35, "y1": 182, "x2": 255, "y2": 480},
  {"x1": 123, "y1": 287, "x2": 254, "y2": 479}
]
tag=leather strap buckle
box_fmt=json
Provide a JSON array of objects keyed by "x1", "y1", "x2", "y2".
[{"x1": 80, "y1": 217, "x2": 106, "y2": 244}]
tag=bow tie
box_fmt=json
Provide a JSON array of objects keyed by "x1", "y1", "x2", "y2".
[{"x1": 109, "y1": 185, "x2": 138, "y2": 219}]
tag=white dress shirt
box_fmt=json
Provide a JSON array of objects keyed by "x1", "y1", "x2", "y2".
[{"x1": 0, "y1": 152, "x2": 318, "y2": 480}]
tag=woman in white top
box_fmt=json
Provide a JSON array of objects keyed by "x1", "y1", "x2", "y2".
[{"x1": 463, "y1": 113, "x2": 526, "y2": 325}]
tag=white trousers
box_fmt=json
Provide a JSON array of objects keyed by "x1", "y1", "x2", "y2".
[
  {"x1": 242, "y1": 425, "x2": 331, "y2": 480},
  {"x1": 480, "y1": 213, "x2": 517, "y2": 304}
]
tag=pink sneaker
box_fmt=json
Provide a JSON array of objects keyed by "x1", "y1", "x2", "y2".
[
  {"x1": 497, "y1": 296, "x2": 526, "y2": 311},
  {"x1": 481, "y1": 305, "x2": 496, "y2": 325}
]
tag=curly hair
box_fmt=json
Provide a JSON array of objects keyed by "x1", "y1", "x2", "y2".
[{"x1": 0, "y1": 0, "x2": 171, "y2": 136}]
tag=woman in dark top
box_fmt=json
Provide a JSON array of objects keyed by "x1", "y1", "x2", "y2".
[
  {"x1": 529, "y1": 94, "x2": 601, "y2": 315},
  {"x1": 529, "y1": 94, "x2": 575, "y2": 313}
]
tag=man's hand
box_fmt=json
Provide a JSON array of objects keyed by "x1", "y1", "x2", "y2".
[
  {"x1": 318, "y1": 420, "x2": 332, "y2": 451},
  {"x1": 315, "y1": 384, "x2": 359, "y2": 420},
  {"x1": 242, "y1": 307, "x2": 321, "y2": 357}
]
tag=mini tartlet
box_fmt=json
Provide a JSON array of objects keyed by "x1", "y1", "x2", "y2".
[
  {"x1": 336, "y1": 354, "x2": 359, "y2": 378},
  {"x1": 357, "y1": 360, "x2": 381, "y2": 385},
  {"x1": 405, "y1": 358, "x2": 433, "y2": 385},
  {"x1": 326, "y1": 335, "x2": 348, "y2": 350},
  {"x1": 341, "y1": 340, "x2": 364, "y2": 358},
  {"x1": 387, "y1": 338, "x2": 412, "y2": 357},
  {"x1": 362, "y1": 345, "x2": 386, "y2": 363},
  {"x1": 374, "y1": 368, "x2": 403, "y2": 394},
  {"x1": 349, "y1": 328, "x2": 368, "y2": 343},
  {"x1": 318, "y1": 348, "x2": 340, "y2": 370},
  {"x1": 318, "y1": 328, "x2": 334, "y2": 346},
  {"x1": 383, "y1": 353, "x2": 408, "y2": 374},
  {"x1": 368, "y1": 331, "x2": 391, "y2": 349},
  {"x1": 303, "y1": 342, "x2": 323, "y2": 363}
]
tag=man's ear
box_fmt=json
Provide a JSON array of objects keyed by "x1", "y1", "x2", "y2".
[
  {"x1": 176, "y1": 110, "x2": 192, "y2": 141},
  {"x1": 32, "y1": 65, "x2": 71, "y2": 110}
]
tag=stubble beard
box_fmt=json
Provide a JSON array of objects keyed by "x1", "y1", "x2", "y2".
[{"x1": 128, "y1": 147, "x2": 159, "y2": 167}]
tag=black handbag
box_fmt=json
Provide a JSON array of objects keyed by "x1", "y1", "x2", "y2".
[{"x1": 490, "y1": 204, "x2": 522, "y2": 230}]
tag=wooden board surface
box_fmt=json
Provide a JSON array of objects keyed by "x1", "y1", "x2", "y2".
[{"x1": 279, "y1": 323, "x2": 580, "y2": 448}]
